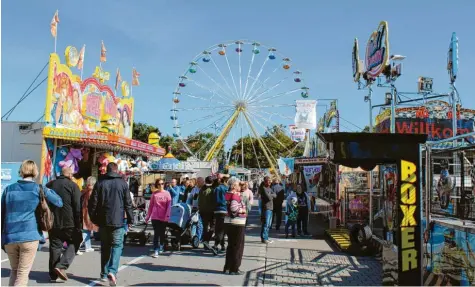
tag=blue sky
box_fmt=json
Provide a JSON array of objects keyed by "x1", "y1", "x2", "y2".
[{"x1": 2, "y1": 1, "x2": 475, "y2": 148}]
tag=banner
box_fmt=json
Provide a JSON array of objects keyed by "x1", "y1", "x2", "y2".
[
  {"x1": 303, "y1": 165, "x2": 322, "y2": 195},
  {"x1": 376, "y1": 118, "x2": 474, "y2": 142},
  {"x1": 45, "y1": 53, "x2": 135, "y2": 139},
  {"x1": 1, "y1": 162, "x2": 22, "y2": 194},
  {"x1": 289, "y1": 125, "x2": 305, "y2": 142},
  {"x1": 278, "y1": 157, "x2": 295, "y2": 176},
  {"x1": 295, "y1": 100, "x2": 317, "y2": 129}
]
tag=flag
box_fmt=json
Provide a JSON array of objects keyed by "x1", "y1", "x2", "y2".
[
  {"x1": 100, "y1": 41, "x2": 107, "y2": 62},
  {"x1": 132, "y1": 68, "x2": 140, "y2": 86},
  {"x1": 77, "y1": 45, "x2": 85, "y2": 70},
  {"x1": 50, "y1": 10, "x2": 60, "y2": 38},
  {"x1": 115, "y1": 68, "x2": 122, "y2": 90}
]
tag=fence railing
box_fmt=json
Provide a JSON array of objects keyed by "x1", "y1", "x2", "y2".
[{"x1": 424, "y1": 134, "x2": 475, "y2": 221}]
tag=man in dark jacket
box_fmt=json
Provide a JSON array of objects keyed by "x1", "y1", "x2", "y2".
[
  {"x1": 88, "y1": 163, "x2": 133, "y2": 286},
  {"x1": 272, "y1": 179, "x2": 285, "y2": 230},
  {"x1": 199, "y1": 176, "x2": 216, "y2": 252},
  {"x1": 47, "y1": 166, "x2": 82, "y2": 282},
  {"x1": 260, "y1": 176, "x2": 276, "y2": 244}
]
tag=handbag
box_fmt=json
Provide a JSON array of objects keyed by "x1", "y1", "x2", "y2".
[{"x1": 36, "y1": 185, "x2": 54, "y2": 231}]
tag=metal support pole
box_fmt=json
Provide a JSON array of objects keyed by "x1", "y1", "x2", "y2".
[
  {"x1": 368, "y1": 85, "x2": 374, "y2": 228},
  {"x1": 424, "y1": 145, "x2": 431, "y2": 227},
  {"x1": 390, "y1": 84, "x2": 396, "y2": 134},
  {"x1": 241, "y1": 125, "x2": 244, "y2": 168},
  {"x1": 368, "y1": 86, "x2": 373, "y2": 132},
  {"x1": 451, "y1": 84, "x2": 458, "y2": 140},
  {"x1": 51, "y1": 139, "x2": 58, "y2": 179}
]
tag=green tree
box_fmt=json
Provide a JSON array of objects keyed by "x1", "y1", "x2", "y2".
[
  {"x1": 158, "y1": 132, "x2": 225, "y2": 166},
  {"x1": 229, "y1": 125, "x2": 304, "y2": 168},
  {"x1": 132, "y1": 122, "x2": 161, "y2": 143}
]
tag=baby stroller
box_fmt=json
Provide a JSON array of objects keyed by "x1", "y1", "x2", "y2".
[
  {"x1": 133, "y1": 196, "x2": 147, "y2": 225},
  {"x1": 165, "y1": 202, "x2": 202, "y2": 251}
]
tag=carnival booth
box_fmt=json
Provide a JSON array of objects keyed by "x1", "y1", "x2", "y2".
[
  {"x1": 149, "y1": 149, "x2": 196, "y2": 182},
  {"x1": 39, "y1": 52, "x2": 166, "y2": 188}
]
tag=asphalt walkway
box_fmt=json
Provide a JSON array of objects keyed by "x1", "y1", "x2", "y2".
[{"x1": 1, "y1": 205, "x2": 381, "y2": 286}]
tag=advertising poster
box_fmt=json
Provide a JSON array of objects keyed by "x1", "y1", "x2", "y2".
[
  {"x1": 289, "y1": 125, "x2": 306, "y2": 142},
  {"x1": 45, "y1": 53, "x2": 135, "y2": 139},
  {"x1": 278, "y1": 157, "x2": 295, "y2": 176},
  {"x1": 295, "y1": 100, "x2": 317, "y2": 130},
  {"x1": 423, "y1": 219, "x2": 475, "y2": 286},
  {"x1": 303, "y1": 165, "x2": 322, "y2": 195},
  {"x1": 1, "y1": 162, "x2": 22, "y2": 194}
]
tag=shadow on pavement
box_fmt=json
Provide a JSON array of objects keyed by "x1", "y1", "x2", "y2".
[
  {"x1": 134, "y1": 262, "x2": 224, "y2": 275},
  {"x1": 1, "y1": 268, "x2": 97, "y2": 285},
  {"x1": 131, "y1": 284, "x2": 220, "y2": 286}
]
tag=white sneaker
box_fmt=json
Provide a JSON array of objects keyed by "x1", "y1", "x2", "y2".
[
  {"x1": 152, "y1": 251, "x2": 159, "y2": 258},
  {"x1": 76, "y1": 251, "x2": 83, "y2": 255},
  {"x1": 85, "y1": 248, "x2": 94, "y2": 252}
]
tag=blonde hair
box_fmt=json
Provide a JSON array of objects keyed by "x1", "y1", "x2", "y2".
[
  {"x1": 86, "y1": 176, "x2": 97, "y2": 186},
  {"x1": 19, "y1": 160, "x2": 39, "y2": 179}
]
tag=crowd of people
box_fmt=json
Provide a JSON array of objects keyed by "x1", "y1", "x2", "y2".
[{"x1": 1, "y1": 159, "x2": 312, "y2": 286}]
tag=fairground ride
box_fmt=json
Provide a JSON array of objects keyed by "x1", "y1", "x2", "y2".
[{"x1": 170, "y1": 40, "x2": 310, "y2": 173}]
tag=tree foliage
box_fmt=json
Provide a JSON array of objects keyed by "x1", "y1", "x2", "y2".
[
  {"x1": 158, "y1": 132, "x2": 225, "y2": 162},
  {"x1": 229, "y1": 125, "x2": 304, "y2": 168},
  {"x1": 132, "y1": 122, "x2": 161, "y2": 143}
]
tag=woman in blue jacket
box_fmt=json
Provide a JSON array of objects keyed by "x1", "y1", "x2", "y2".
[{"x1": 1, "y1": 160, "x2": 63, "y2": 286}]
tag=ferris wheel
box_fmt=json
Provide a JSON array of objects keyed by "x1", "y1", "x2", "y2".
[{"x1": 171, "y1": 40, "x2": 310, "y2": 170}]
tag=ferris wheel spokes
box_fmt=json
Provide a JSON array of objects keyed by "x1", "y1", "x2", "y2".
[
  {"x1": 247, "y1": 77, "x2": 290, "y2": 105},
  {"x1": 246, "y1": 109, "x2": 292, "y2": 153},
  {"x1": 237, "y1": 41, "x2": 243, "y2": 99},
  {"x1": 187, "y1": 78, "x2": 235, "y2": 103},
  {"x1": 208, "y1": 54, "x2": 238, "y2": 99},
  {"x1": 195, "y1": 65, "x2": 236, "y2": 101},
  {"x1": 245, "y1": 61, "x2": 284, "y2": 102},
  {"x1": 175, "y1": 105, "x2": 233, "y2": 111},
  {"x1": 251, "y1": 106, "x2": 295, "y2": 122},
  {"x1": 249, "y1": 88, "x2": 301, "y2": 106},
  {"x1": 180, "y1": 107, "x2": 234, "y2": 127},
  {"x1": 204, "y1": 108, "x2": 241, "y2": 161},
  {"x1": 242, "y1": 46, "x2": 258, "y2": 101},
  {"x1": 242, "y1": 111, "x2": 279, "y2": 171},
  {"x1": 222, "y1": 46, "x2": 240, "y2": 100},
  {"x1": 181, "y1": 93, "x2": 225, "y2": 104},
  {"x1": 243, "y1": 52, "x2": 271, "y2": 101}
]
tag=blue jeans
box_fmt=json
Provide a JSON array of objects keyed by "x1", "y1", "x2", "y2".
[
  {"x1": 285, "y1": 220, "x2": 296, "y2": 237},
  {"x1": 100, "y1": 227, "x2": 125, "y2": 278},
  {"x1": 191, "y1": 214, "x2": 203, "y2": 241},
  {"x1": 81, "y1": 230, "x2": 92, "y2": 250},
  {"x1": 261, "y1": 210, "x2": 273, "y2": 241}
]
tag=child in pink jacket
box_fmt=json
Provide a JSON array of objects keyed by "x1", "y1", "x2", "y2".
[{"x1": 145, "y1": 179, "x2": 171, "y2": 257}]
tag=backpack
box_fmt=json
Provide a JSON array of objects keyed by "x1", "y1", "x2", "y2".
[
  {"x1": 287, "y1": 204, "x2": 298, "y2": 222},
  {"x1": 36, "y1": 185, "x2": 54, "y2": 231}
]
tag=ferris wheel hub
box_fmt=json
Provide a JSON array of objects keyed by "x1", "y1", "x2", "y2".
[{"x1": 234, "y1": 100, "x2": 248, "y2": 111}]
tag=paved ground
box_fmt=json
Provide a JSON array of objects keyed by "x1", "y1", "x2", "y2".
[{"x1": 1, "y1": 208, "x2": 382, "y2": 286}]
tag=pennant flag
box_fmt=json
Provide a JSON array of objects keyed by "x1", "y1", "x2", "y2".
[
  {"x1": 115, "y1": 68, "x2": 122, "y2": 90},
  {"x1": 77, "y1": 45, "x2": 85, "y2": 70},
  {"x1": 132, "y1": 68, "x2": 140, "y2": 86},
  {"x1": 100, "y1": 41, "x2": 107, "y2": 62},
  {"x1": 50, "y1": 10, "x2": 60, "y2": 37}
]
